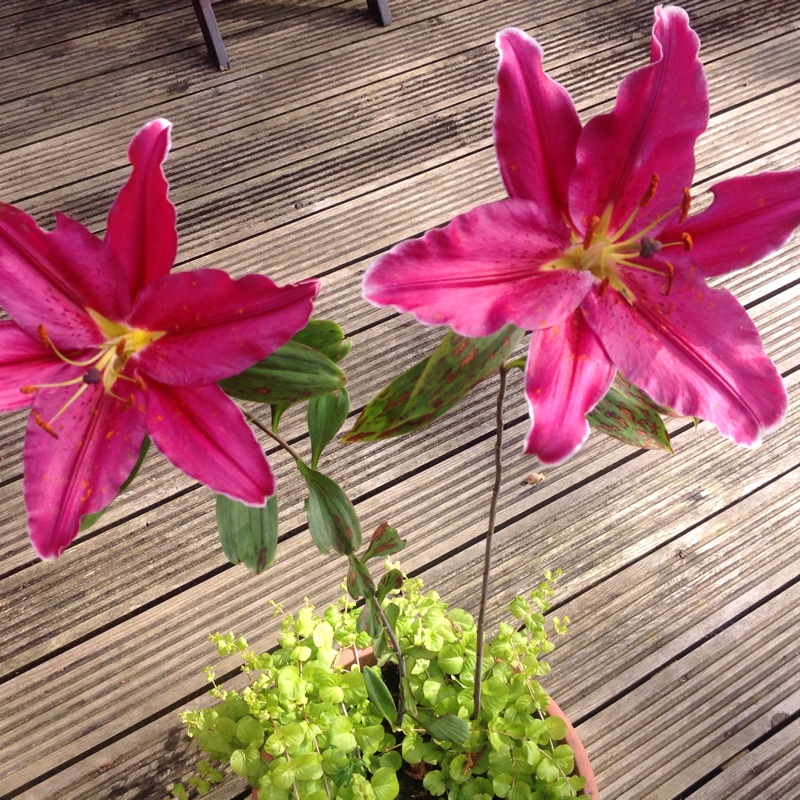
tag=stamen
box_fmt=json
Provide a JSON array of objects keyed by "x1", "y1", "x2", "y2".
[
  {"x1": 662, "y1": 261, "x2": 675, "y2": 296},
  {"x1": 37, "y1": 323, "x2": 102, "y2": 368},
  {"x1": 134, "y1": 375, "x2": 147, "y2": 391},
  {"x1": 681, "y1": 232, "x2": 693, "y2": 251},
  {"x1": 583, "y1": 215, "x2": 600, "y2": 250},
  {"x1": 680, "y1": 189, "x2": 692, "y2": 222},
  {"x1": 640, "y1": 174, "x2": 659, "y2": 208},
  {"x1": 20, "y1": 386, "x2": 38, "y2": 394},
  {"x1": 33, "y1": 411, "x2": 59, "y2": 439},
  {"x1": 640, "y1": 237, "x2": 663, "y2": 259},
  {"x1": 115, "y1": 340, "x2": 126, "y2": 357}
]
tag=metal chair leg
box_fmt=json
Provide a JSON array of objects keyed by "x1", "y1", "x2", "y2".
[
  {"x1": 367, "y1": 0, "x2": 392, "y2": 26},
  {"x1": 192, "y1": 0, "x2": 231, "y2": 71}
]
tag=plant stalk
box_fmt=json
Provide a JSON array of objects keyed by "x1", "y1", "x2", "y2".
[
  {"x1": 373, "y1": 597, "x2": 407, "y2": 726},
  {"x1": 472, "y1": 364, "x2": 508, "y2": 719},
  {"x1": 243, "y1": 408, "x2": 303, "y2": 462}
]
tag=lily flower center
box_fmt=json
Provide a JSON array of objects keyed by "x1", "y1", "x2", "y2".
[
  {"x1": 548, "y1": 175, "x2": 693, "y2": 303},
  {"x1": 22, "y1": 310, "x2": 165, "y2": 437}
]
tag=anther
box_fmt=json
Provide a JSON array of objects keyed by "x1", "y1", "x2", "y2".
[
  {"x1": 115, "y1": 340, "x2": 126, "y2": 357},
  {"x1": 680, "y1": 188, "x2": 692, "y2": 222},
  {"x1": 583, "y1": 215, "x2": 600, "y2": 250},
  {"x1": 33, "y1": 410, "x2": 59, "y2": 439},
  {"x1": 662, "y1": 261, "x2": 675, "y2": 296},
  {"x1": 20, "y1": 386, "x2": 38, "y2": 394},
  {"x1": 38, "y1": 324, "x2": 51, "y2": 348},
  {"x1": 640, "y1": 237, "x2": 663, "y2": 259},
  {"x1": 640, "y1": 174, "x2": 659, "y2": 208},
  {"x1": 83, "y1": 368, "x2": 102, "y2": 385},
  {"x1": 681, "y1": 232, "x2": 693, "y2": 251},
  {"x1": 121, "y1": 395, "x2": 135, "y2": 411},
  {"x1": 134, "y1": 375, "x2": 147, "y2": 391}
]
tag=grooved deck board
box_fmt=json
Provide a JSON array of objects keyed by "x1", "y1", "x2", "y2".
[
  {"x1": 1, "y1": 0, "x2": 798, "y2": 798},
  {"x1": 690, "y1": 717, "x2": 800, "y2": 800}
]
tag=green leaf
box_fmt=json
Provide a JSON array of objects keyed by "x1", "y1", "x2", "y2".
[
  {"x1": 357, "y1": 603, "x2": 382, "y2": 638},
  {"x1": 218, "y1": 340, "x2": 346, "y2": 405},
  {"x1": 401, "y1": 731, "x2": 424, "y2": 764},
  {"x1": 362, "y1": 666, "x2": 398, "y2": 725},
  {"x1": 346, "y1": 556, "x2": 376, "y2": 600},
  {"x1": 375, "y1": 569, "x2": 404, "y2": 605},
  {"x1": 492, "y1": 772, "x2": 513, "y2": 798},
  {"x1": 293, "y1": 319, "x2": 351, "y2": 363},
  {"x1": 507, "y1": 782, "x2": 531, "y2": 800},
  {"x1": 414, "y1": 709, "x2": 469, "y2": 745},
  {"x1": 229, "y1": 746, "x2": 260, "y2": 778},
  {"x1": 544, "y1": 715, "x2": 567, "y2": 742},
  {"x1": 277, "y1": 665, "x2": 303, "y2": 701},
  {"x1": 423, "y1": 770, "x2": 447, "y2": 796},
  {"x1": 235, "y1": 716, "x2": 265, "y2": 747},
  {"x1": 343, "y1": 325, "x2": 524, "y2": 442},
  {"x1": 588, "y1": 374, "x2": 672, "y2": 452},
  {"x1": 216, "y1": 494, "x2": 279, "y2": 573},
  {"x1": 371, "y1": 766, "x2": 400, "y2": 800},
  {"x1": 552, "y1": 743, "x2": 575, "y2": 775},
  {"x1": 298, "y1": 462, "x2": 361, "y2": 555},
  {"x1": 362, "y1": 522, "x2": 406, "y2": 562},
  {"x1": 535, "y1": 757, "x2": 559, "y2": 783},
  {"x1": 80, "y1": 436, "x2": 151, "y2": 531},
  {"x1": 294, "y1": 753, "x2": 324, "y2": 781},
  {"x1": 308, "y1": 388, "x2": 350, "y2": 469},
  {"x1": 270, "y1": 759, "x2": 297, "y2": 790}
]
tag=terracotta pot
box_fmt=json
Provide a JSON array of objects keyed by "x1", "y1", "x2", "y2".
[
  {"x1": 251, "y1": 645, "x2": 598, "y2": 798},
  {"x1": 546, "y1": 697, "x2": 600, "y2": 799}
]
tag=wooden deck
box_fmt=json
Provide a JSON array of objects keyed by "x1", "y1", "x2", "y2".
[{"x1": 1, "y1": 0, "x2": 799, "y2": 797}]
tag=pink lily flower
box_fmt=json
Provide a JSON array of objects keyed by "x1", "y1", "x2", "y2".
[
  {"x1": 364, "y1": 6, "x2": 799, "y2": 465},
  {"x1": 0, "y1": 119, "x2": 320, "y2": 560}
]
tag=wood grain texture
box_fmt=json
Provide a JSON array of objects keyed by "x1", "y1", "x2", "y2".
[{"x1": 1, "y1": 0, "x2": 798, "y2": 798}]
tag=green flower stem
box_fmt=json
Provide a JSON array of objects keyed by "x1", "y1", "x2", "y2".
[
  {"x1": 243, "y1": 407, "x2": 304, "y2": 463},
  {"x1": 473, "y1": 364, "x2": 508, "y2": 719}
]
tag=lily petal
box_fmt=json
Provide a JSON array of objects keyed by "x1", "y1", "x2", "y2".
[
  {"x1": 363, "y1": 200, "x2": 593, "y2": 336},
  {"x1": 105, "y1": 119, "x2": 177, "y2": 298},
  {"x1": 144, "y1": 381, "x2": 274, "y2": 505},
  {"x1": 582, "y1": 270, "x2": 786, "y2": 447},
  {"x1": 524, "y1": 311, "x2": 615, "y2": 464},
  {"x1": 24, "y1": 384, "x2": 147, "y2": 560},
  {"x1": 663, "y1": 170, "x2": 800, "y2": 276},
  {"x1": 569, "y1": 6, "x2": 708, "y2": 233},
  {"x1": 0, "y1": 321, "x2": 74, "y2": 411},
  {"x1": 130, "y1": 270, "x2": 319, "y2": 385},
  {"x1": 0, "y1": 206, "x2": 130, "y2": 347},
  {"x1": 494, "y1": 28, "x2": 582, "y2": 226}
]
